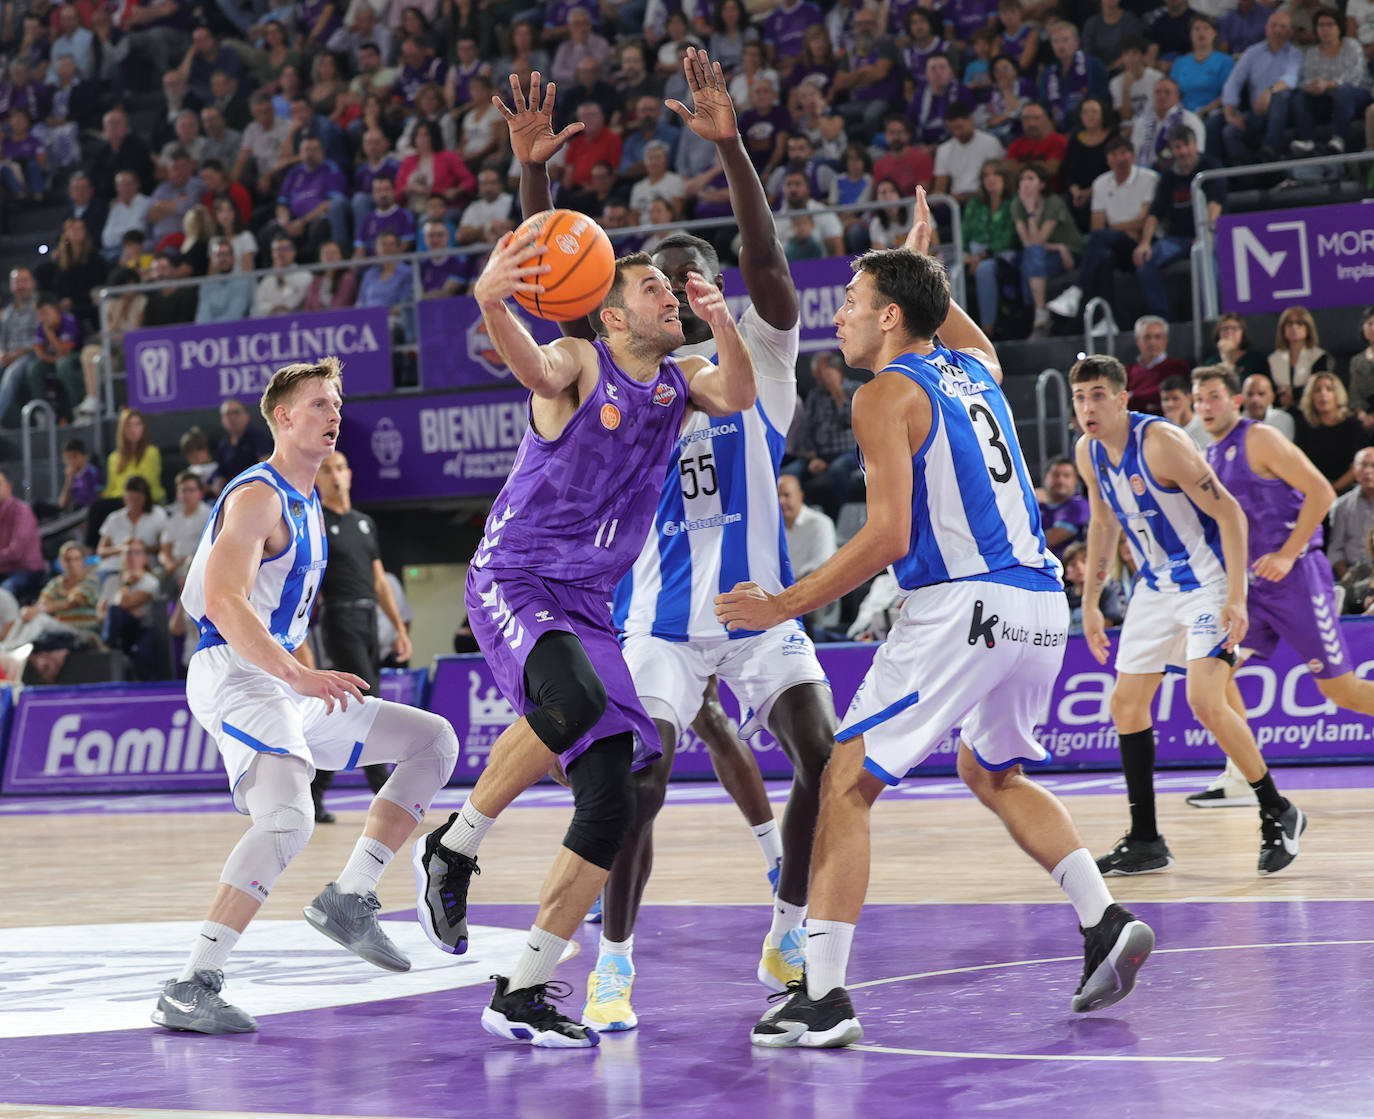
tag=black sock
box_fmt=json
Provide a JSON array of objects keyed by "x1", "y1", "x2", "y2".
[
  {"x1": 1249, "y1": 771, "x2": 1289, "y2": 816},
  {"x1": 1120, "y1": 728, "x2": 1158, "y2": 841}
]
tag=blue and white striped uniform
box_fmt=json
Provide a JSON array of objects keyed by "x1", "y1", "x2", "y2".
[
  {"x1": 181, "y1": 463, "x2": 327, "y2": 654},
  {"x1": 614, "y1": 305, "x2": 828, "y2": 741},
  {"x1": 1089, "y1": 412, "x2": 1226, "y2": 594},
  {"x1": 881, "y1": 346, "x2": 1062, "y2": 594},
  {"x1": 182, "y1": 462, "x2": 385, "y2": 815},
  {"x1": 836, "y1": 345, "x2": 1069, "y2": 784}
]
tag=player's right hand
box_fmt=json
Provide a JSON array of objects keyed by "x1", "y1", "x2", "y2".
[
  {"x1": 292, "y1": 668, "x2": 370, "y2": 714},
  {"x1": 1081, "y1": 609, "x2": 1111, "y2": 665},
  {"x1": 903, "y1": 186, "x2": 933, "y2": 256},
  {"x1": 472, "y1": 230, "x2": 548, "y2": 305},
  {"x1": 495, "y1": 71, "x2": 584, "y2": 165}
]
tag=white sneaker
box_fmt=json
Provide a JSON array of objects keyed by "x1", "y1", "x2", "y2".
[
  {"x1": 1328, "y1": 135, "x2": 1346, "y2": 154},
  {"x1": 1185, "y1": 768, "x2": 1257, "y2": 808},
  {"x1": 1046, "y1": 285, "x2": 1083, "y2": 318},
  {"x1": 75, "y1": 396, "x2": 100, "y2": 418},
  {"x1": 1289, "y1": 139, "x2": 1315, "y2": 156}
]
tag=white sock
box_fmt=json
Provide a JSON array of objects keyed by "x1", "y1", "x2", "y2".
[
  {"x1": 1052, "y1": 848, "x2": 1114, "y2": 928},
  {"x1": 598, "y1": 933, "x2": 633, "y2": 965},
  {"x1": 767, "y1": 897, "x2": 807, "y2": 947},
  {"x1": 179, "y1": 921, "x2": 240, "y2": 981},
  {"x1": 752, "y1": 818, "x2": 783, "y2": 871},
  {"x1": 507, "y1": 925, "x2": 568, "y2": 992},
  {"x1": 804, "y1": 918, "x2": 855, "y2": 1000},
  {"x1": 336, "y1": 836, "x2": 394, "y2": 896},
  {"x1": 440, "y1": 801, "x2": 494, "y2": 858}
]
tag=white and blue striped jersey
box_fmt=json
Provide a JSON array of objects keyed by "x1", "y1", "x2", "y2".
[
  {"x1": 880, "y1": 347, "x2": 1061, "y2": 594},
  {"x1": 614, "y1": 305, "x2": 800, "y2": 641},
  {"x1": 1089, "y1": 412, "x2": 1225, "y2": 593},
  {"x1": 181, "y1": 463, "x2": 327, "y2": 654}
]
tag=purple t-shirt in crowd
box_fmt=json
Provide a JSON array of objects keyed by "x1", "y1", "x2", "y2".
[
  {"x1": 419, "y1": 255, "x2": 468, "y2": 293},
  {"x1": 354, "y1": 157, "x2": 401, "y2": 196},
  {"x1": 946, "y1": 0, "x2": 996, "y2": 39},
  {"x1": 396, "y1": 57, "x2": 448, "y2": 106},
  {"x1": 279, "y1": 161, "x2": 348, "y2": 220},
  {"x1": 1040, "y1": 493, "x2": 1090, "y2": 559},
  {"x1": 763, "y1": 1, "x2": 823, "y2": 60},
  {"x1": 738, "y1": 105, "x2": 791, "y2": 172},
  {"x1": 69, "y1": 462, "x2": 103, "y2": 508},
  {"x1": 35, "y1": 313, "x2": 82, "y2": 351},
  {"x1": 355, "y1": 206, "x2": 416, "y2": 253},
  {"x1": 298, "y1": 0, "x2": 341, "y2": 40},
  {"x1": 2, "y1": 133, "x2": 42, "y2": 162}
]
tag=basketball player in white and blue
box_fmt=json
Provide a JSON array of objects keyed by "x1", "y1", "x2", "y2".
[
  {"x1": 1071, "y1": 354, "x2": 1305, "y2": 876},
  {"x1": 152, "y1": 359, "x2": 459, "y2": 1035},
  {"x1": 498, "y1": 53, "x2": 834, "y2": 1033},
  {"x1": 717, "y1": 193, "x2": 1152, "y2": 1048}
]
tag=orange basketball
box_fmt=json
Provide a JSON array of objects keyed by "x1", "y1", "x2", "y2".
[{"x1": 511, "y1": 209, "x2": 616, "y2": 322}]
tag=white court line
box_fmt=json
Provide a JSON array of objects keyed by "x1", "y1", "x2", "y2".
[{"x1": 849, "y1": 1044, "x2": 1222, "y2": 1063}]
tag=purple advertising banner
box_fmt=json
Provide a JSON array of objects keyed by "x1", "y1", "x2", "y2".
[
  {"x1": 123, "y1": 306, "x2": 394, "y2": 413},
  {"x1": 338, "y1": 387, "x2": 529, "y2": 503},
  {"x1": 415, "y1": 256, "x2": 855, "y2": 390},
  {"x1": 1216, "y1": 201, "x2": 1374, "y2": 315}
]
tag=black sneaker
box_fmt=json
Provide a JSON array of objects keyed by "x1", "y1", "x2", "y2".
[
  {"x1": 481, "y1": 976, "x2": 599, "y2": 1048},
  {"x1": 412, "y1": 813, "x2": 480, "y2": 954},
  {"x1": 750, "y1": 979, "x2": 863, "y2": 1048},
  {"x1": 1258, "y1": 802, "x2": 1307, "y2": 876},
  {"x1": 1096, "y1": 835, "x2": 1174, "y2": 876},
  {"x1": 1072, "y1": 904, "x2": 1154, "y2": 1013}
]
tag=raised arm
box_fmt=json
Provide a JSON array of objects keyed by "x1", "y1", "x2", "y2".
[
  {"x1": 472, "y1": 229, "x2": 591, "y2": 398},
  {"x1": 715, "y1": 375, "x2": 919, "y2": 630},
  {"x1": 1074, "y1": 433, "x2": 1122, "y2": 665},
  {"x1": 1147, "y1": 422, "x2": 1249, "y2": 648},
  {"x1": 1247, "y1": 423, "x2": 1336, "y2": 582},
  {"x1": 681, "y1": 272, "x2": 756, "y2": 416},
  {"x1": 905, "y1": 186, "x2": 1001, "y2": 382},
  {"x1": 667, "y1": 47, "x2": 797, "y2": 331},
  {"x1": 203, "y1": 482, "x2": 366, "y2": 711}
]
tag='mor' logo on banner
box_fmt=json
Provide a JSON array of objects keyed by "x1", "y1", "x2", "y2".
[
  {"x1": 1232, "y1": 221, "x2": 1310, "y2": 303},
  {"x1": 135, "y1": 341, "x2": 176, "y2": 402}
]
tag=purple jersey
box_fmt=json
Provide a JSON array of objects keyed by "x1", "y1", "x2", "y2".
[
  {"x1": 763, "y1": 0, "x2": 823, "y2": 60},
  {"x1": 354, "y1": 157, "x2": 401, "y2": 195},
  {"x1": 1207, "y1": 417, "x2": 1321, "y2": 566},
  {"x1": 355, "y1": 205, "x2": 415, "y2": 252},
  {"x1": 471, "y1": 339, "x2": 690, "y2": 592}
]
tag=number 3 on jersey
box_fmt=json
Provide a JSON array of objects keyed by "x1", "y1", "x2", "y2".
[{"x1": 969, "y1": 403, "x2": 1013, "y2": 484}]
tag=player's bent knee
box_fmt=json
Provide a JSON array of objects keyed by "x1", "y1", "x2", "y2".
[
  {"x1": 524, "y1": 633, "x2": 609, "y2": 754},
  {"x1": 563, "y1": 734, "x2": 634, "y2": 869},
  {"x1": 258, "y1": 799, "x2": 314, "y2": 866}
]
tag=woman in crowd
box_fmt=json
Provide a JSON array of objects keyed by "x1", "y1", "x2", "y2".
[
  {"x1": 250, "y1": 20, "x2": 302, "y2": 92},
  {"x1": 708, "y1": 0, "x2": 757, "y2": 76},
  {"x1": 175, "y1": 204, "x2": 216, "y2": 279},
  {"x1": 12, "y1": 541, "x2": 101, "y2": 648},
  {"x1": 398, "y1": 120, "x2": 475, "y2": 215},
  {"x1": 493, "y1": 20, "x2": 549, "y2": 87},
  {"x1": 1170, "y1": 15, "x2": 1232, "y2": 123},
  {"x1": 1268, "y1": 305, "x2": 1332, "y2": 407},
  {"x1": 791, "y1": 79, "x2": 847, "y2": 162},
  {"x1": 867, "y1": 178, "x2": 914, "y2": 250},
  {"x1": 1294, "y1": 372, "x2": 1366, "y2": 492},
  {"x1": 963, "y1": 158, "x2": 1018, "y2": 337},
  {"x1": 1290, "y1": 5, "x2": 1372, "y2": 155},
  {"x1": 97, "y1": 538, "x2": 160, "y2": 674},
  {"x1": 1348, "y1": 306, "x2": 1374, "y2": 423},
  {"x1": 1012, "y1": 162, "x2": 1081, "y2": 338},
  {"x1": 976, "y1": 55, "x2": 1034, "y2": 142},
  {"x1": 0, "y1": 105, "x2": 47, "y2": 201},
  {"x1": 785, "y1": 24, "x2": 838, "y2": 99},
  {"x1": 1061, "y1": 95, "x2": 1113, "y2": 231},
  {"x1": 397, "y1": 82, "x2": 459, "y2": 156},
  {"x1": 727, "y1": 40, "x2": 779, "y2": 109},
  {"x1": 46, "y1": 217, "x2": 106, "y2": 328},
  {"x1": 304, "y1": 241, "x2": 359, "y2": 310},
  {"x1": 214, "y1": 196, "x2": 259, "y2": 273},
  {"x1": 455, "y1": 75, "x2": 508, "y2": 168},
  {"x1": 97, "y1": 476, "x2": 169, "y2": 578},
  {"x1": 101, "y1": 408, "x2": 165, "y2": 504},
  {"x1": 1200, "y1": 313, "x2": 1269, "y2": 385}
]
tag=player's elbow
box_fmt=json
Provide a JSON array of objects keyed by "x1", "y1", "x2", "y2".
[{"x1": 724, "y1": 379, "x2": 757, "y2": 413}]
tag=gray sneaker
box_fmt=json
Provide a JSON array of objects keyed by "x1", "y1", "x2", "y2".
[
  {"x1": 151, "y1": 969, "x2": 257, "y2": 1034},
  {"x1": 303, "y1": 881, "x2": 412, "y2": 972}
]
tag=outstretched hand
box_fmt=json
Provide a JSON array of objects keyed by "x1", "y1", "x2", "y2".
[
  {"x1": 665, "y1": 47, "x2": 738, "y2": 144},
  {"x1": 903, "y1": 185, "x2": 934, "y2": 256},
  {"x1": 472, "y1": 229, "x2": 548, "y2": 306},
  {"x1": 495, "y1": 71, "x2": 584, "y2": 165},
  {"x1": 686, "y1": 271, "x2": 732, "y2": 332}
]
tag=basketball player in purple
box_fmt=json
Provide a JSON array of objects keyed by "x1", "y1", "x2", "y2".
[
  {"x1": 412, "y1": 229, "x2": 757, "y2": 1048},
  {"x1": 1194, "y1": 366, "x2": 1374, "y2": 824}
]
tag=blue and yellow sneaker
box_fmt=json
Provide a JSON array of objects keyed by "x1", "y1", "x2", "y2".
[
  {"x1": 757, "y1": 926, "x2": 807, "y2": 993},
  {"x1": 581, "y1": 954, "x2": 637, "y2": 1031}
]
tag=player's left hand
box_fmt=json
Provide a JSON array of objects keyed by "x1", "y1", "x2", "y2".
[
  {"x1": 394, "y1": 628, "x2": 413, "y2": 662},
  {"x1": 1221, "y1": 599, "x2": 1249, "y2": 650},
  {"x1": 1251, "y1": 552, "x2": 1294, "y2": 582},
  {"x1": 686, "y1": 270, "x2": 731, "y2": 331},
  {"x1": 666, "y1": 47, "x2": 738, "y2": 143},
  {"x1": 715, "y1": 581, "x2": 785, "y2": 631},
  {"x1": 903, "y1": 185, "x2": 933, "y2": 256},
  {"x1": 495, "y1": 70, "x2": 584, "y2": 165}
]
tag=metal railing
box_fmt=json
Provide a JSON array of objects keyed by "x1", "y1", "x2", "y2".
[
  {"x1": 1034, "y1": 367, "x2": 1070, "y2": 471},
  {"x1": 1082, "y1": 297, "x2": 1117, "y2": 357},
  {"x1": 20, "y1": 399, "x2": 58, "y2": 505}
]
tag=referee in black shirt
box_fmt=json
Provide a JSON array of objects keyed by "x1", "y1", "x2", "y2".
[{"x1": 307, "y1": 451, "x2": 413, "y2": 823}]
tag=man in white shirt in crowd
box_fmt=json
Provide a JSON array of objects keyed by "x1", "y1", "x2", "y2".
[
  {"x1": 778, "y1": 473, "x2": 839, "y2": 633},
  {"x1": 253, "y1": 237, "x2": 312, "y2": 317},
  {"x1": 1241, "y1": 373, "x2": 1296, "y2": 441},
  {"x1": 933, "y1": 103, "x2": 1005, "y2": 204},
  {"x1": 101, "y1": 171, "x2": 152, "y2": 262},
  {"x1": 456, "y1": 168, "x2": 514, "y2": 245},
  {"x1": 1048, "y1": 136, "x2": 1158, "y2": 318},
  {"x1": 628, "y1": 140, "x2": 687, "y2": 222},
  {"x1": 1109, "y1": 35, "x2": 1165, "y2": 122},
  {"x1": 773, "y1": 170, "x2": 843, "y2": 255},
  {"x1": 1328, "y1": 448, "x2": 1374, "y2": 582}
]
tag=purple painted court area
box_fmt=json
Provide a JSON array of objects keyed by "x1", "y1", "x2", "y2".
[{"x1": 4, "y1": 901, "x2": 1373, "y2": 1117}]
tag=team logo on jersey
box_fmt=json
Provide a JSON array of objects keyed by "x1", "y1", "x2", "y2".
[
  {"x1": 601, "y1": 403, "x2": 621, "y2": 430},
  {"x1": 1129, "y1": 474, "x2": 1146, "y2": 496},
  {"x1": 605, "y1": 382, "x2": 619, "y2": 399},
  {"x1": 290, "y1": 500, "x2": 303, "y2": 520},
  {"x1": 1225, "y1": 445, "x2": 1238, "y2": 461},
  {"x1": 968, "y1": 599, "x2": 999, "y2": 648},
  {"x1": 330, "y1": 524, "x2": 339, "y2": 535},
  {"x1": 1309, "y1": 658, "x2": 1325, "y2": 673},
  {"x1": 359, "y1": 519, "x2": 371, "y2": 534},
  {"x1": 653, "y1": 382, "x2": 678, "y2": 407}
]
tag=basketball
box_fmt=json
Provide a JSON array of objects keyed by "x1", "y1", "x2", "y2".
[{"x1": 511, "y1": 209, "x2": 616, "y2": 322}]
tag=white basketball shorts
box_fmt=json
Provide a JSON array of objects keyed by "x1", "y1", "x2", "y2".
[{"x1": 1113, "y1": 581, "x2": 1230, "y2": 676}]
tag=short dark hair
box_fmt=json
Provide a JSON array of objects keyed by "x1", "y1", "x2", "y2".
[
  {"x1": 596, "y1": 251, "x2": 655, "y2": 337},
  {"x1": 175, "y1": 469, "x2": 205, "y2": 490},
  {"x1": 944, "y1": 101, "x2": 972, "y2": 121},
  {"x1": 1105, "y1": 134, "x2": 1133, "y2": 156},
  {"x1": 35, "y1": 293, "x2": 59, "y2": 310},
  {"x1": 1166, "y1": 122, "x2": 1196, "y2": 145},
  {"x1": 651, "y1": 232, "x2": 721, "y2": 278},
  {"x1": 851, "y1": 249, "x2": 950, "y2": 342},
  {"x1": 180, "y1": 425, "x2": 209, "y2": 454},
  {"x1": 201, "y1": 158, "x2": 225, "y2": 174},
  {"x1": 1068, "y1": 354, "x2": 1127, "y2": 390},
  {"x1": 63, "y1": 438, "x2": 88, "y2": 455},
  {"x1": 122, "y1": 230, "x2": 145, "y2": 244},
  {"x1": 1045, "y1": 454, "x2": 1074, "y2": 472},
  {"x1": 1160, "y1": 374, "x2": 1190, "y2": 395},
  {"x1": 1119, "y1": 33, "x2": 1148, "y2": 54},
  {"x1": 1192, "y1": 364, "x2": 1240, "y2": 394},
  {"x1": 124, "y1": 475, "x2": 153, "y2": 500}
]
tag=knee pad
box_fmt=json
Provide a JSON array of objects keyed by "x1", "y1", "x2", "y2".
[
  {"x1": 376, "y1": 712, "x2": 460, "y2": 821},
  {"x1": 256, "y1": 799, "x2": 314, "y2": 867},
  {"x1": 524, "y1": 632, "x2": 609, "y2": 754},
  {"x1": 562, "y1": 734, "x2": 634, "y2": 870}
]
